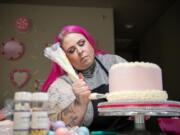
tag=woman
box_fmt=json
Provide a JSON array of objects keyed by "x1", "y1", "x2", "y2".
[{"x1": 42, "y1": 25, "x2": 133, "y2": 131}]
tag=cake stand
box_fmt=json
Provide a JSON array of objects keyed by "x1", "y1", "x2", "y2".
[{"x1": 98, "y1": 100, "x2": 180, "y2": 135}]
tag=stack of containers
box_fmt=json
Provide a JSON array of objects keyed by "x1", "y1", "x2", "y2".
[
  {"x1": 13, "y1": 91, "x2": 32, "y2": 135},
  {"x1": 31, "y1": 92, "x2": 49, "y2": 135}
]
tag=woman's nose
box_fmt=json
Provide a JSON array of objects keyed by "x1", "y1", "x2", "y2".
[{"x1": 77, "y1": 46, "x2": 83, "y2": 54}]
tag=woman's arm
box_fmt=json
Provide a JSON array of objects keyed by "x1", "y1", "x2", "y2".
[
  {"x1": 60, "y1": 73, "x2": 91, "y2": 127},
  {"x1": 60, "y1": 94, "x2": 89, "y2": 127}
]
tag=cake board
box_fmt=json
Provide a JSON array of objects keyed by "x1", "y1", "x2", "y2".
[{"x1": 98, "y1": 100, "x2": 180, "y2": 135}]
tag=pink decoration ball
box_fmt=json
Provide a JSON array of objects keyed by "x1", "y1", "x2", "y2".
[
  {"x1": 55, "y1": 127, "x2": 68, "y2": 135},
  {"x1": 53, "y1": 121, "x2": 66, "y2": 131}
]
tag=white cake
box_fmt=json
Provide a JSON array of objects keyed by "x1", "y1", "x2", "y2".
[{"x1": 107, "y1": 62, "x2": 168, "y2": 102}]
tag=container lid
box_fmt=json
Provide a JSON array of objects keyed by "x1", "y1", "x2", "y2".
[
  {"x1": 14, "y1": 91, "x2": 32, "y2": 101},
  {"x1": 32, "y1": 92, "x2": 48, "y2": 101}
]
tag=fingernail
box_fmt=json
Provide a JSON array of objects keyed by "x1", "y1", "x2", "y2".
[{"x1": 79, "y1": 72, "x2": 84, "y2": 79}]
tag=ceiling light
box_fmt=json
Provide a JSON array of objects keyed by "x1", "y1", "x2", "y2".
[{"x1": 124, "y1": 24, "x2": 134, "y2": 29}]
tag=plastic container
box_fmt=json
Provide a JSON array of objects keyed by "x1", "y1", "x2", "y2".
[
  {"x1": 13, "y1": 91, "x2": 32, "y2": 135},
  {"x1": 31, "y1": 92, "x2": 49, "y2": 135},
  {"x1": 0, "y1": 100, "x2": 14, "y2": 120},
  {"x1": 0, "y1": 120, "x2": 13, "y2": 135}
]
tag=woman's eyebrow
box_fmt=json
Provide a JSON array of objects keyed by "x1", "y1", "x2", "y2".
[{"x1": 76, "y1": 39, "x2": 83, "y2": 45}]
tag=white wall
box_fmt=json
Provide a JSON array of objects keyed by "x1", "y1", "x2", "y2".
[{"x1": 0, "y1": 3, "x2": 114, "y2": 107}]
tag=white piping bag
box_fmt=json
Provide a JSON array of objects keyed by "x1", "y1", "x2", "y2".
[{"x1": 44, "y1": 42, "x2": 79, "y2": 82}]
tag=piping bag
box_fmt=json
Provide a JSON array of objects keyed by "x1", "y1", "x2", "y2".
[
  {"x1": 44, "y1": 42, "x2": 79, "y2": 81},
  {"x1": 44, "y1": 42, "x2": 104, "y2": 100}
]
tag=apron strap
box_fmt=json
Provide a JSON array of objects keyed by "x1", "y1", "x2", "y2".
[{"x1": 95, "y1": 57, "x2": 108, "y2": 76}]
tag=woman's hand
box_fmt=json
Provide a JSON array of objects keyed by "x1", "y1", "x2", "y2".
[
  {"x1": 60, "y1": 73, "x2": 91, "y2": 127},
  {"x1": 72, "y1": 73, "x2": 91, "y2": 106}
]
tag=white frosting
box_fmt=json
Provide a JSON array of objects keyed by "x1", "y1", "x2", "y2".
[
  {"x1": 89, "y1": 93, "x2": 98, "y2": 100},
  {"x1": 111, "y1": 62, "x2": 161, "y2": 69},
  {"x1": 106, "y1": 90, "x2": 168, "y2": 102}
]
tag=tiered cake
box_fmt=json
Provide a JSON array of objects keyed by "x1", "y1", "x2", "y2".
[{"x1": 107, "y1": 62, "x2": 168, "y2": 102}]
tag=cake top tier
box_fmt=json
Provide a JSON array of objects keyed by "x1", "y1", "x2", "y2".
[
  {"x1": 109, "y1": 61, "x2": 163, "y2": 92},
  {"x1": 111, "y1": 62, "x2": 161, "y2": 70}
]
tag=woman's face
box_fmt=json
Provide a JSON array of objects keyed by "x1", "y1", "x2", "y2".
[{"x1": 61, "y1": 33, "x2": 95, "y2": 70}]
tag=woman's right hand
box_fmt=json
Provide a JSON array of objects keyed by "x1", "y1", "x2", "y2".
[
  {"x1": 61, "y1": 73, "x2": 91, "y2": 127},
  {"x1": 72, "y1": 73, "x2": 91, "y2": 106}
]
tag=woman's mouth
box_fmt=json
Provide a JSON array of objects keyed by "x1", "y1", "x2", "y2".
[{"x1": 81, "y1": 56, "x2": 88, "y2": 61}]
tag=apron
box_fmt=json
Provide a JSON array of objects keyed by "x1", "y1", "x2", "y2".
[{"x1": 88, "y1": 57, "x2": 133, "y2": 132}]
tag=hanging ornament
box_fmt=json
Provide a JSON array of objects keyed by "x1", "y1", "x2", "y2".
[
  {"x1": 14, "y1": 16, "x2": 30, "y2": 33},
  {"x1": 31, "y1": 55, "x2": 38, "y2": 60},
  {"x1": 32, "y1": 69, "x2": 39, "y2": 75},
  {"x1": 1, "y1": 38, "x2": 24, "y2": 60},
  {"x1": 44, "y1": 42, "x2": 53, "y2": 48},
  {"x1": 34, "y1": 79, "x2": 45, "y2": 91}
]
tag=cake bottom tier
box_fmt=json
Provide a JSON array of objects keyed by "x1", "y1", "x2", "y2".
[{"x1": 106, "y1": 90, "x2": 168, "y2": 102}]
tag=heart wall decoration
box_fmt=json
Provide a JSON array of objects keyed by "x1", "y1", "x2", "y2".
[{"x1": 10, "y1": 69, "x2": 30, "y2": 88}]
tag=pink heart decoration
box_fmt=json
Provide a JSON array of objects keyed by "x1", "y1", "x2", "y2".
[{"x1": 10, "y1": 69, "x2": 30, "y2": 88}]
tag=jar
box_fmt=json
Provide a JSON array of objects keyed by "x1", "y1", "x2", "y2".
[
  {"x1": 31, "y1": 92, "x2": 49, "y2": 135},
  {"x1": 13, "y1": 91, "x2": 32, "y2": 135}
]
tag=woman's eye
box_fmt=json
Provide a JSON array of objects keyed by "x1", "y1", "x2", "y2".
[
  {"x1": 68, "y1": 48, "x2": 75, "y2": 54},
  {"x1": 78, "y1": 40, "x2": 85, "y2": 46}
]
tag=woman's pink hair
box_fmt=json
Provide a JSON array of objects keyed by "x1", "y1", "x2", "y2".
[{"x1": 41, "y1": 25, "x2": 107, "y2": 92}]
